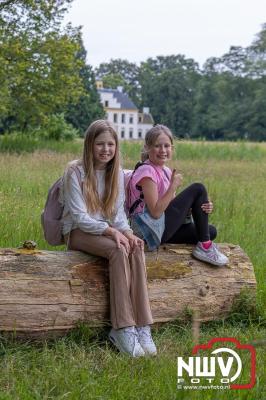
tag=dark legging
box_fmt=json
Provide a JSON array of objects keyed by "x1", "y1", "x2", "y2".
[
  {"x1": 161, "y1": 183, "x2": 217, "y2": 244},
  {"x1": 165, "y1": 222, "x2": 217, "y2": 244}
]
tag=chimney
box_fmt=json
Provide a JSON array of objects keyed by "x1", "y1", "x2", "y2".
[
  {"x1": 96, "y1": 80, "x2": 103, "y2": 89},
  {"x1": 117, "y1": 86, "x2": 123, "y2": 93},
  {"x1": 143, "y1": 107, "x2": 149, "y2": 114}
]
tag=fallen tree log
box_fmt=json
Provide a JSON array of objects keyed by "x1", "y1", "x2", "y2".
[{"x1": 0, "y1": 244, "x2": 256, "y2": 339}]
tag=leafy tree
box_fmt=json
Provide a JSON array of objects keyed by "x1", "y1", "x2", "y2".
[
  {"x1": 244, "y1": 82, "x2": 266, "y2": 140},
  {"x1": 102, "y1": 73, "x2": 125, "y2": 90},
  {"x1": 197, "y1": 23, "x2": 266, "y2": 140},
  {"x1": 246, "y1": 23, "x2": 266, "y2": 78},
  {"x1": 0, "y1": 1, "x2": 72, "y2": 32},
  {"x1": 203, "y1": 47, "x2": 248, "y2": 76},
  {"x1": 141, "y1": 54, "x2": 199, "y2": 74},
  {"x1": 192, "y1": 72, "x2": 256, "y2": 140},
  {"x1": 139, "y1": 55, "x2": 200, "y2": 136},
  {"x1": 0, "y1": 0, "x2": 85, "y2": 131},
  {"x1": 95, "y1": 59, "x2": 140, "y2": 106},
  {"x1": 64, "y1": 42, "x2": 104, "y2": 134}
]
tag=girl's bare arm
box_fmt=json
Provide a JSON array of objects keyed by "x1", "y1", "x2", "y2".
[{"x1": 139, "y1": 170, "x2": 182, "y2": 219}]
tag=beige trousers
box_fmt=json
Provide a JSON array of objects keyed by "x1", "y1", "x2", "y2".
[{"x1": 66, "y1": 229, "x2": 153, "y2": 330}]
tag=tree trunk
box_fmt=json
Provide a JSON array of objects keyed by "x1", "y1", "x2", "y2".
[{"x1": 0, "y1": 243, "x2": 256, "y2": 339}]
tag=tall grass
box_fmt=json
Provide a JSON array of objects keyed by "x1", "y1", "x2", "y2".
[
  {"x1": 121, "y1": 140, "x2": 266, "y2": 164},
  {"x1": 1, "y1": 134, "x2": 266, "y2": 161},
  {"x1": 0, "y1": 134, "x2": 83, "y2": 154},
  {"x1": 0, "y1": 140, "x2": 265, "y2": 399}
]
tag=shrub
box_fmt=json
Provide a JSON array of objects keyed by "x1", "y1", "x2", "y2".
[
  {"x1": 0, "y1": 132, "x2": 39, "y2": 152},
  {"x1": 35, "y1": 114, "x2": 78, "y2": 141}
]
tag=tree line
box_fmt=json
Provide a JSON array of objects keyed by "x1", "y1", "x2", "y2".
[{"x1": 1, "y1": 0, "x2": 265, "y2": 140}]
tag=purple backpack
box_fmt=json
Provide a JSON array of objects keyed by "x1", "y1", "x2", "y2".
[{"x1": 41, "y1": 166, "x2": 82, "y2": 246}]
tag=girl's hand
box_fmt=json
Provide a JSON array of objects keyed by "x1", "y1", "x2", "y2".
[
  {"x1": 201, "y1": 200, "x2": 213, "y2": 214},
  {"x1": 103, "y1": 227, "x2": 130, "y2": 253},
  {"x1": 170, "y1": 169, "x2": 183, "y2": 192},
  {"x1": 123, "y1": 231, "x2": 144, "y2": 251}
]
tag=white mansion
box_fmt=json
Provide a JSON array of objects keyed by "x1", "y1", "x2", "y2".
[{"x1": 96, "y1": 81, "x2": 154, "y2": 140}]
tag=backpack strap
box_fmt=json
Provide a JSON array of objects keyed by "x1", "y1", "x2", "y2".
[
  {"x1": 64, "y1": 165, "x2": 83, "y2": 251},
  {"x1": 128, "y1": 162, "x2": 146, "y2": 216},
  {"x1": 129, "y1": 190, "x2": 144, "y2": 216},
  {"x1": 128, "y1": 162, "x2": 170, "y2": 216},
  {"x1": 69, "y1": 165, "x2": 83, "y2": 190},
  {"x1": 162, "y1": 168, "x2": 171, "y2": 182}
]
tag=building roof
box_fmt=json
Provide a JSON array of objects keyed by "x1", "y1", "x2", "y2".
[
  {"x1": 138, "y1": 112, "x2": 154, "y2": 125},
  {"x1": 98, "y1": 88, "x2": 138, "y2": 110}
]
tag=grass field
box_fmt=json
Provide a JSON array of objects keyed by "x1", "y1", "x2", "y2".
[{"x1": 0, "y1": 138, "x2": 265, "y2": 399}]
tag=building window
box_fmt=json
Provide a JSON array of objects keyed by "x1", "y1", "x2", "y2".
[
  {"x1": 121, "y1": 130, "x2": 125, "y2": 139},
  {"x1": 129, "y1": 115, "x2": 133, "y2": 124},
  {"x1": 129, "y1": 129, "x2": 133, "y2": 138},
  {"x1": 138, "y1": 116, "x2": 142, "y2": 123},
  {"x1": 138, "y1": 130, "x2": 142, "y2": 138},
  {"x1": 104, "y1": 100, "x2": 109, "y2": 107},
  {"x1": 113, "y1": 113, "x2": 117, "y2": 123},
  {"x1": 121, "y1": 114, "x2": 125, "y2": 123}
]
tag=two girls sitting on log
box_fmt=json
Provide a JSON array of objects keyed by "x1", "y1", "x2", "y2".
[
  {"x1": 61, "y1": 120, "x2": 228, "y2": 358},
  {"x1": 61, "y1": 120, "x2": 156, "y2": 358},
  {"x1": 126, "y1": 124, "x2": 228, "y2": 267}
]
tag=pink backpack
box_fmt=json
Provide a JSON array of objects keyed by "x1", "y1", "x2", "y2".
[
  {"x1": 125, "y1": 162, "x2": 171, "y2": 217},
  {"x1": 41, "y1": 166, "x2": 82, "y2": 246}
]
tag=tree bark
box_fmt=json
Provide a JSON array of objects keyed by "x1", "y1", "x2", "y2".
[{"x1": 0, "y1": 243, "x2": 256, "y2": 338}]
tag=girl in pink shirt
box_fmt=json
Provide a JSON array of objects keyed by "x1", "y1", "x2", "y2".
[{"x1": 127, "y1": 124, "x2": 228, "y2": 267}]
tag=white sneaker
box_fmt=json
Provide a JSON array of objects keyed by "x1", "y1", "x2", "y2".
[
  {"x1": 192, "y1": 242, "x2": 229, "y2": 267},
  {"x1": 136, "y1": 326, "x2": 157, "y2": 356},
  {"x1": 109, "y1": 326, "x2": 145, "y2": 357}
]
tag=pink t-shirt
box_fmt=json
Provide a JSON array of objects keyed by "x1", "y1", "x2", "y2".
[{"x1": 128, "y1": 161, "x2": 171, "y2": 215}]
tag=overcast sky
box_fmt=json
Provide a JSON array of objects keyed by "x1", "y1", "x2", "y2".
[{"x1": 65, "y1": 0, "x2": 265, "y2": 68}]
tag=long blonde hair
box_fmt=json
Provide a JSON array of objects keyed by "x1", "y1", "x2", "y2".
[
  {"x1": 77, "y1": 120, "x2": 120, "y2": 219},
  {"x1": 141, "y1": 124, "x2": 173, "y2": 161}
]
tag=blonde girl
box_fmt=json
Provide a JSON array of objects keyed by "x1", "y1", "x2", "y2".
[
  {"x1": 127, "y1": 124, "x2": 228, "y2": 267},
  {"x1": 61, "y1": 120, "x2": 156, "y2": 357}
]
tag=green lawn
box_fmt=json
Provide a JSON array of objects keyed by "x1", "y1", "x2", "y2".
[{"x1": 0, "y1": 139, "x2": 265, "y2": 399}]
